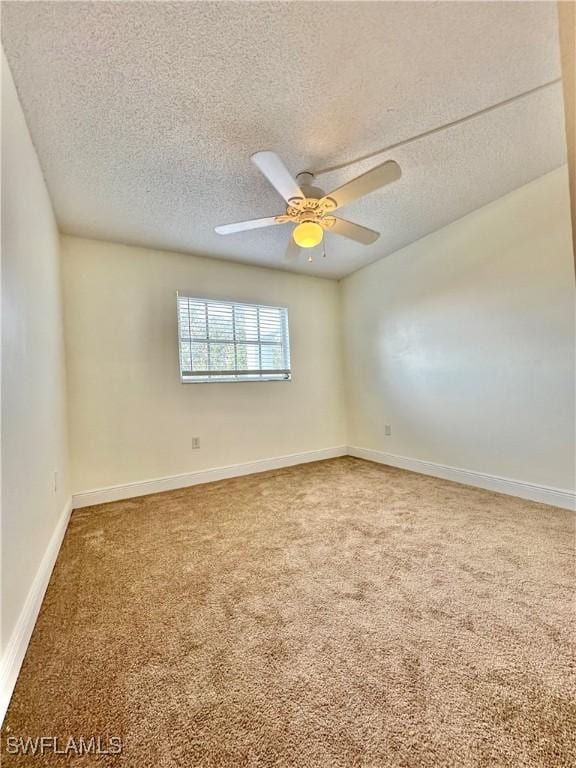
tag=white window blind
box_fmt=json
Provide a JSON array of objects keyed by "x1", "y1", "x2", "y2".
[{"x1": 177, "y1": 295, "x2": 291, "y2": 383}]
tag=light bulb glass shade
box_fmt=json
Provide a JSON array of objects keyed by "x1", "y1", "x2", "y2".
[{"x1": 293, "y1": 221, "x2": 324, "y2": 248}]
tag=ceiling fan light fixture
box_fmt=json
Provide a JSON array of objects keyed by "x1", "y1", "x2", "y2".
[{"x1": 293, "y1": 221, "x2": 323, "y2": 249}]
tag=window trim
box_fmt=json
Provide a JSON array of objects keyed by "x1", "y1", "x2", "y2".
[{"x1": 177, "y1": 293, "x2": 292, "y2": 384}]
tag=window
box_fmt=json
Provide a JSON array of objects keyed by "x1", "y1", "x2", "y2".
[{"x1": 177, "y1": 295, "x2": 291, "y2": 383}]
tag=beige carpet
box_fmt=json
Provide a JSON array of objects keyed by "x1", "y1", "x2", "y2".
[{"x1": 2, "y1": 457, "x2": 575, "y2": 767}]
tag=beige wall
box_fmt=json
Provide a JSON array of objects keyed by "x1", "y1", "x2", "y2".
[
  {"x1": 61, "y1": 237, "x2": 346, "y2": 493},
  {"x1": 62, "y1": 170, "x2": 575, "y2": 496},
  {"x1": 341, "y1": 168, "x2": 575, "y2": 491},
  {"x1": 557, "y1": 0, "x2": 576, "y2": 269},
  {"x1": 1, "y1": 52, "x2": 70, "y2": 650}
]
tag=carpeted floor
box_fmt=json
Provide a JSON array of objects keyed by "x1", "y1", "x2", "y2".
[{"x1": 2, "y1": 457, "x2": 575, "y2": 767}]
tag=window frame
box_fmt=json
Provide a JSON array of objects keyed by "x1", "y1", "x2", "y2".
[{"x1": 176, "y1": 293, "x2": 292, "y2": 384}]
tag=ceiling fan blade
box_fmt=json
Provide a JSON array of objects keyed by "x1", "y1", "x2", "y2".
[
  {"x1": 251, "y1": 151, "x2": 304, "y2": 203},
  {"x1": 323, "y1": 160, "x2": 401, "y2": 210},
  {"x1": 330, "y1": 217, "x2": 380, "y2": 245},
  {"x1": 284, "y1": 230, "x2": 301, "y2": 260},
  {"x1": 215, "y1": 216, "x2": 281, "y2": 235}
]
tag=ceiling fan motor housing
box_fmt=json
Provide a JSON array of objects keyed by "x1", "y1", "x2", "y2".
[{"x1": 275, "y1": 171, "x2": 337, "y2": 230}]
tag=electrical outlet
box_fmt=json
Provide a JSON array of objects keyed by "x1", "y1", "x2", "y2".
[
  {"x1": 191, "y1": 437, "x2": 200, "y2": 450},
  {"x1": 384, "y1": 424, "x2": 392, "y2": 436}
]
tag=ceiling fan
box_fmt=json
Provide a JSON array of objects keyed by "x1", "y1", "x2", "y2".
[{"x1": 215, "y1": 151, "x2": 401, "y2": 260}]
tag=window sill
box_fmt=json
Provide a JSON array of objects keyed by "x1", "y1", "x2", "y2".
[{"x1": 181, "y1": 376, "x2": 292, "y2": 384}]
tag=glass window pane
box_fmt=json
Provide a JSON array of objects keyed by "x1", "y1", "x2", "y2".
[
  {"x1": 236, "y1": 343, "x2": 260, "y2": 371},
  {"x1": 189, "y1": 303, "x2": 207, "y2": 338},
  {"x1": 179, "y1": 301, "x2": 207, "y2": 340},
  {"x1": 234, "y1": 305, "x2": 259, "y2": 341},
  {"x1": 258, "y1": 308, "x2": 283, "y2": 342},
  {"x1": 261, "y1": 344, "x2": 284, "y2": 370},
  {"x1": 209, "y1": 343, "x2": 235, "y2": 371},
  {"x1": 207, "y1": 303, "x2": 233, "y2": 340},
  {"x1": 191, "y1": 342, "x2": 209, "y2": 371},
  {"x1": 179, "y1": 341, "x2": 192, "y2": 371}
]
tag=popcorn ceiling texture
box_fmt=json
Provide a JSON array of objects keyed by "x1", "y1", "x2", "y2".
[
  {"x1": 2, "y1": 458, "x2": 575, "y2": 767},
  {"x1": 0, "y1": 1, "x2": 567, "y2": 278}
]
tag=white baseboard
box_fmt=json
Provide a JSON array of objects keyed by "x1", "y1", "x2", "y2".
[
  {"x1": 348, "y1": 446, "x2": 576, "y2": 511},
  {"x1": 0, "y1": 498, "x2": 72, "y2": 725},
  {"x1": 74, "y1": 445, "x2": 575, "y2": 510},
  {"x1": 72, "y1": 446, "x2": 348, "y2": 508}
]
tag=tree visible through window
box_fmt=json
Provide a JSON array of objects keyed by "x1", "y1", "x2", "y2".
[{"x1": 177, "y1": 295, "x2": 291, "y2": 382}]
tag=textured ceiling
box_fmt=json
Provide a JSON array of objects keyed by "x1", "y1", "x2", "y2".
[{"x1": 1, "y1": 1, "x2": 567, "y2": 278}]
